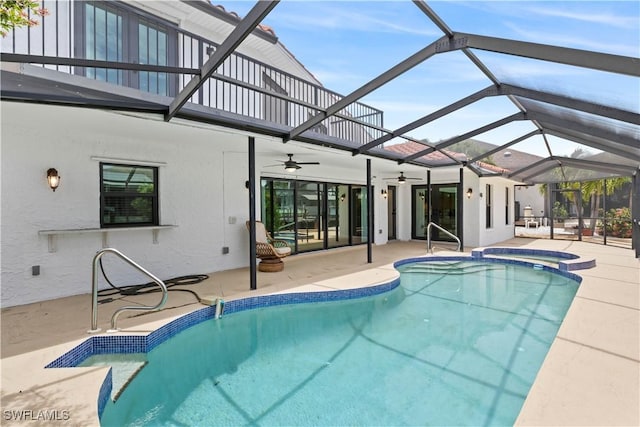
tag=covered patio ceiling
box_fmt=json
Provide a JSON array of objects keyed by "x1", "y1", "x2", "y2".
[{"x1": 1, "y1": 0, "x2": 638, "y2": 184}]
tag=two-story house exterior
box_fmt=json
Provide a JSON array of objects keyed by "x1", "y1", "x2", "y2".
[{"x1": 1, "y1": 1, "x2": 522, "y2": 308}]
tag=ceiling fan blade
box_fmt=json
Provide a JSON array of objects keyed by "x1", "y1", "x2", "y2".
[{"x1": 296, "y1": 162, "x2": 320, "y2": 165}]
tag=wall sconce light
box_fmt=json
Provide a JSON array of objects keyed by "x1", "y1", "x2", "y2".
[
  {"x1": 466, "y1": 188, "x2": 472, "y2": 199},
  {"x1": 47, "y1": 168, "x2": 60, "y2": 192},
  {"x1": 381, "y1": 189, "x2": 387, "y2": 199},
  {"x1": 340, "y1": 193, "x2": 346, "y2": 202},
  {"x1": 419, "y1": 192, "x2": 425, "y2": 200}
]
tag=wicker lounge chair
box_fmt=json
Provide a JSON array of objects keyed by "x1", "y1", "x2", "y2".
[{"x1": 246, "y1": 221, "x2": 292, "y2": 272}]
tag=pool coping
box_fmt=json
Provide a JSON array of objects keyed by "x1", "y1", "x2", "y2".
[{"x1": 470, "y1": 247, "x2": 596, "y2": 271}]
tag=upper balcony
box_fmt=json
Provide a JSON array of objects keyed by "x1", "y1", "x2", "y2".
[{"x1": 1, "y1": 0, "x2": 385, "y2": 148}]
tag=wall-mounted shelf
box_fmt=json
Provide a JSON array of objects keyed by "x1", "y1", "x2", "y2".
[{"x1": 38, "y1": 225, "x2": 177, "y2": 252}]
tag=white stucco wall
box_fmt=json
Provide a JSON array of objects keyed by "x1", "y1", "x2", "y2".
[
  {"x1": 514, "y1": 185, "x2": 546, "y2": 220},
  {"x1": 462, "y1": 171, "x2": 481, "y2": 248},
  {"x1": 462, "y1": 172, "x2": 518, "y2": 248},
  {"x1": 0, "y1": 102, "x2": 270, "y2": 307},
  {"x1": 1, "y1": 102, "x2": 522, "y2": 307},
  {"x1": 478, "y1": 176, "x2": 517, "y2": 247},
  {"x1": 1, "y1": 102, "x2": 403, "y2": 307}
]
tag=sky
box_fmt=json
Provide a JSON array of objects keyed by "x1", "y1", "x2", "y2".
[{"x1": 219, "y1": 1, "x2": 639, "y2": 159}]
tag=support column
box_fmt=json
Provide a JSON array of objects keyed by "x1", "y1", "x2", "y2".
[
  {"x1": 633, "y1": 173, "x2": 639, "y2": 258},
  {"x1": 458, "y1": 167, "x2": 464, "y2": 250},
  {"x1": 367, "y1": 159, "x2": 373, "y2": 263},
  {"x1": 549, "y1": 185, "x2": 555, "y2": 240},
  {"x1": 603, "y1": 179, "x2": 607, "y2": 246},
  {"x1": 248, "y1": 137, "x2": 257, "y2": 290}
]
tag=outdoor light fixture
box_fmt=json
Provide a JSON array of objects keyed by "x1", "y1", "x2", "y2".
[
  {"x1": 419, "y1": 192, "x2": 425, "y2": 200},
  {"x1": 47, "y1": 168, "x2": 60, "y2": 192},
  {"x1": 340, "y1": 193, "x2": 346, "y2": 202},
  {"x1": 381, "y1": 189, "x2": 387, "y2": 199},
  {"x1": 466, "y1": 188, "x2": 473, "y2": 199}
]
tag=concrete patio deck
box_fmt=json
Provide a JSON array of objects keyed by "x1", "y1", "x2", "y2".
[{"x1": 1, "y1": 239, "x2": 638, "y2": 426}]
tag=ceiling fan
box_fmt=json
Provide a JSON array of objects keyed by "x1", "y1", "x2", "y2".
[
  {"x1": 384, "y1": 172, "x2": 421, "y2": 184},
  {"x1": 267, "y1": 154, "x2": 320, "y2": 172}
]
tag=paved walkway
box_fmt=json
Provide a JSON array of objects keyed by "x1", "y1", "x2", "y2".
[{"x1": 1, "y1": 239, "x2": 638, "y2": 426}]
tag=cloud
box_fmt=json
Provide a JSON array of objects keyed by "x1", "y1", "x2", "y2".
[
  {"x1": 526, "y1": 6, "x2": 639, "y2": 29},
  {"x1": 268, "y1": 3, "x2": 440, "y2": 37},
  {"x1": 504, "y1": 22, "x2": 639, "y2": 57},
  {"x1": 311, "y1": 68, "x2": 367, "y2": 88}
]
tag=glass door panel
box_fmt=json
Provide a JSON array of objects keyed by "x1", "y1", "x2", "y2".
[
  {"x1": 328, "y1": 184, "x2": 349, "y2": 248},
  {"x1": 412, "y1": 186, "x2": 428, "y2": 239},
  {"x1": 261, "y1": 179, "x2": 295, "y2": 250},
  {"x1": 351, "y1": 186, "x2": 368, "y2": 244},
  {"x1": 387, "y1": 186, "x2": 396, "y2": 240},
  {"x1": 296, "y1": 181, "x2": 324, "y2": 252},
  {"x1": 432, "y1": 184, "x2": 458, "y2": 241}
]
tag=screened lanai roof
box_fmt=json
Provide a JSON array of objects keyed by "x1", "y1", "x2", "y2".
[{"x1": 1, "y1": 0, "x2": 638, "y2": 184}]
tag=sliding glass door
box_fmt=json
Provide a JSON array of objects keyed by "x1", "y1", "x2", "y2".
[
  {"x1": 261, "y1": 179, "x2": 368, "y2": 253},
  {"x1": 412, "y1": 183, "x2": 458, "y2": 241}
]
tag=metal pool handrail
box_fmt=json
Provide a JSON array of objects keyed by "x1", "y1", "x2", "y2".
[
  {"x1": 426, "y1": 222, "x2": 461, "y2": 254},
  {"x1": 89, "y1": 248, "x2": 168, "y2": 333}
]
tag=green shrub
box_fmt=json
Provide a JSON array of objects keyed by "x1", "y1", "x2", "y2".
[{"x1": 605, "y1": 208, "x2": 632, "y2": 238}]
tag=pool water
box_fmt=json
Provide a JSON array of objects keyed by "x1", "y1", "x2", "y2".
[{"x1": 100, "y1": 260, "x2": 579, "y2": 426}]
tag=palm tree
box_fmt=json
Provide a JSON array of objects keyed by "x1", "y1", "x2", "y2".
[{"x1": 582, "y1": 177, "x2": 631, "y2": 233}]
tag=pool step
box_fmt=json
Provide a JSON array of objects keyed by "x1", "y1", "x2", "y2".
[
  {"x1": 402, "y1": 262, "x2": 504, "y2": 275},
  {"x1": 79, "y1": 354, "x2": 147, "y2": 401}
]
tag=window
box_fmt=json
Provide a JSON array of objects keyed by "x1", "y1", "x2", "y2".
[
  {"x1": 84, "y1": 2, "x2": 123, "y2": 85},
  {"x1": 138, "y1": 20, "x2": 169, "y2": 96},
  {"x1": 505, "y1": 187, "x2": 510, "y2": 225},
  {"x1": 79, "y1": 2, "x2": 176, "y2": 96},
  {"x1": 486, "y1": 184, "x2": 492, "y2": 228},
  {"x1": 100, "y1": 163, "x2": 159, "y2": 227}
]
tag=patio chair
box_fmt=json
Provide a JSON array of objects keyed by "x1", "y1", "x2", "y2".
[{"x1": 246, "y1": 221, "x2": 292, "y2": 272}]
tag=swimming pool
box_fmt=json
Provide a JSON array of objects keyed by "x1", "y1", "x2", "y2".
[{"x1": 96, "y1": 258, "x2": 580, "y2": 426}]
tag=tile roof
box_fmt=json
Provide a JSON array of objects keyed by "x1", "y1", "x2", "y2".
[
  {"x1": 383, "y1": 141, "x2": 466, "y2": 165},
  {"x1": 211, "y1": 4, "x2": 276, "y2": 36},
  {"x1": 383, "y1": 139, "x2": 544, "y2": 175}
]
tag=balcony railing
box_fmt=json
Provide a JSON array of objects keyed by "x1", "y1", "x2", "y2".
[{"x1": 1, "y1": 0, "x2": 385, "y2": 146}]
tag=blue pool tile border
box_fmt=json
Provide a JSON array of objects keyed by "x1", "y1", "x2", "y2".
[
  {"x1": 394, "y1": 255, "x2": 583, "y2": 283},
  {"x1": 46, "y1": 277, "x2": 401, "y2": 370},
  {"x1": 97, "y1": 368, "x2": 112, "y2": 417},
  {"x1": 469, "y1": 247, "x2": 595, "y2": 272},
  {"x1": 45, "y1": 254, "x2": 583, "y2": 371}
]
